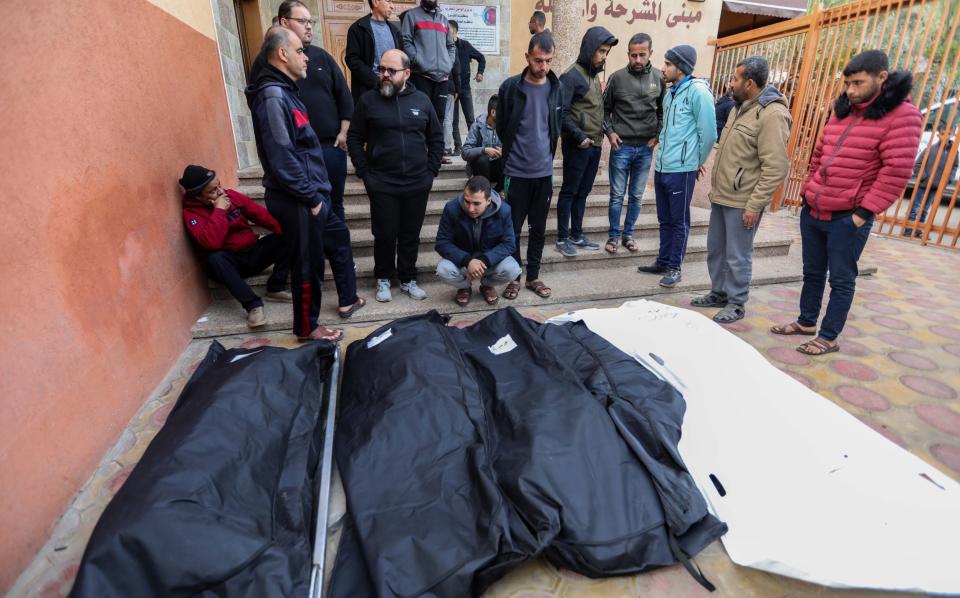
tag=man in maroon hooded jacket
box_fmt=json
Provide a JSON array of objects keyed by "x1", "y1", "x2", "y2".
[
  {"x1": 180, "y1": 164, "x2": 291, "y2": 328},
  {"x1": 771, "y1": 50, "x2": 921, "y2": 355}
]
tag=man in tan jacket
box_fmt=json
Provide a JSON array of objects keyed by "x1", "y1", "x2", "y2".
[{"x1": 692, "y1": 56, "x2": 791, "y2": 322}]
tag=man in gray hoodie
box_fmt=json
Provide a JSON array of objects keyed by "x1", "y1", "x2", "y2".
[
  {"x1": 401, "y1": 0, "x2": 457, "y2": 140},
  {"x1": 461, "y1": 95, "x2": 503, "y2": 189}
]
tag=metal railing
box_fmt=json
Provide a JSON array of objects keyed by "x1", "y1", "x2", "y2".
[{"x1": 710, "y1": 0, "x2": 960, "y2": 248}]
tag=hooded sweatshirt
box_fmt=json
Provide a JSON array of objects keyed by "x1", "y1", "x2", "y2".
[
  {"x1": 655, "y1": 77, "x2": 717, "y2": 173},
  {"x1": 435, "y1": 190, "x2": 516, "y2": 268},
  {"x1": 560, "y1": 26, "x2": 618, "y2": 145},
  {"x1": 710, "y1": 85, "x2": 792, "y2": 212},
  {"x1": 346, "y1": 83, "x2": 444, "y2": 193},
  {"x1": 244, "y1": 64, "x2": 331, "y2": 208},
  {"x1": 400, "y1": 4, "x2": 456, "y2": 82}
]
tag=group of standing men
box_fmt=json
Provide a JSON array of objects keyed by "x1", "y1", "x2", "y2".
[{"x1": 182, "y1": 0, "x2": 923, "y2": 359}]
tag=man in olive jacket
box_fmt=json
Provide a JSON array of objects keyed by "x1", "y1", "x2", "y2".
[{"x1": 692, "y1": 56, "x2": 790, "y2": 323}]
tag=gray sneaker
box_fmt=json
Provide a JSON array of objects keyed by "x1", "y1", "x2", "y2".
[
  {"x1": 400, "y1": 280, "x2": 427, "y2": 300},
  {"x1": 659, "y1": 269, "x2": 682, "y2": 288},
  {"x1": 247, "y1": 306, "x2": 266, "y2": 328},
  {"x1": 375, "y1": 279, "x2": 392, "y2": 303},
  {"x1": 569, "y1": 236, "x2": 600, "y2": 250},
  {"x1": 555, "y1": 240, "x2": 577, "y2": 257}
]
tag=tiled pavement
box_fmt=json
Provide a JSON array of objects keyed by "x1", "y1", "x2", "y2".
[{"x1": 11, "y1": 214, "x2": 959, "y2": 598}]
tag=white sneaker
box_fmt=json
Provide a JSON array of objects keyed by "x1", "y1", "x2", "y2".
[
  {"x1": 400, "y1": 280, "x2": 427, "y2": 300},
  {"x1": 247, "y1": 306, "x2": 266, "y2": 328},
  {"x1": 376, "y1": 279, "x2": 392, "y2": 302}
]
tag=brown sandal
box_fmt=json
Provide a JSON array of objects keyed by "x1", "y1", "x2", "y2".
[
  {"x1": 338, "y1": 296, "x2": 366, "y2": 319},
  {"x1": 605, "y1": 238, "x2": 619, "y2": 254},
  {"x1": 502, "y1": 280, "x2": 521, "y2": 300},
  {"x1": 623, "y1": 237, "x2": 639, "y2": 252},
  {"x1": 479, "y1": 285, "x2": 499, "y2": 306},
  {"x1": 770, "y1": 321, "x2": 816, "y2": 336},
  {"x1": 525, "y1": 279, "x2": 552, "y2": 298},
  {"x1": 455, "y1": 287, "x2": 472, "y2": 307},
  {"x1": 797, "y1": 337, "x2": 839, "y2": 356},
  {"x1": 297, "y1": 325, "x2": 344, "y2": 342}
]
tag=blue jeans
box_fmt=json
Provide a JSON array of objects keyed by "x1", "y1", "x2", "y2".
[
  {"x1": 608, "y1": 144, "x2": 652, "y2": 239},
  {"x1": 558, "y1": 141, "x2": 602, "y2": 241},
  {"x1": 653, "y1": 170, "x2": 698, "y2": 270},
  {"x1": 798, "y1": 207, "x2": 873, "y2": 341},
  {"x1": 904, "y1": 185, "x2": 935, "y2": 234}
]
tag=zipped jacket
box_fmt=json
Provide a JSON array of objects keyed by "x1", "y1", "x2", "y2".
[
  {"x1": 496, "y1": 68, "x2": 564, "y2": 170},
  {"x1": 435, "y1": 190, "x2": 515, "y2": 268},
  {"x1": 400, "y1": 5, "x2": 456, "y2": 82},
  {"x1": 347, "y1": 83, "x2": 443, "y2": 193},
  {"x1": 655, "y1": 77, "x2": 717, "y2": 173}
]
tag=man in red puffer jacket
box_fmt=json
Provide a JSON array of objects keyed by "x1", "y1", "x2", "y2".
[
  {"x1": 180, "y1": 164, "x2": 291, "y2": 328},
  {"x1": 771, "y1": 50, "x2": 921, "y2": 356}
]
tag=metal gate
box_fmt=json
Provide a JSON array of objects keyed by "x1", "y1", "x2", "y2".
[{"x1": 710, "y1": 0, "x2": 960, "y2": 248}]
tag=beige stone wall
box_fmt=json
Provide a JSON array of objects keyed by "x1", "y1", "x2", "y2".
[
  {"x1": 509, "y1": 0, "x2": 722, "y2": 80},
  {"x1": 146, "y1": 0, "x2": 216, "y2": 38}
]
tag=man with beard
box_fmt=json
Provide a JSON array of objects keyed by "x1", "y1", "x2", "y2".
[
  {"x1": 603, "y1": 32, "x2": 664, "y2": 254},
  {"x1": 637, "y1": 44, "x2": 716, "y2": 288},
  {"x1": 246, "y1": 27, "x2": 363, "y2": 341},
  {"x1": 690, "y1": 56, "x2": 790, "y2": 324},
  {"x1": 401, "y1": 0, "x2": 456, "y2": 157},
  {"x1": 771, "y1": 50, "x2": 921, "y2": 356},
  {"x1": 496, "y1": 32, "x2": 563, "y2": 301},
  {"x1": 555, "y1": 26, "x2": 618, "y2": 257},
  {"x1": 347, "y1": 48, "x2": 443, "y2": 302}
]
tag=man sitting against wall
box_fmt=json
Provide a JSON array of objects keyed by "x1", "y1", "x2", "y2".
[{"x1": 180, "y1": 164, "x2": 292, "y2": 328}]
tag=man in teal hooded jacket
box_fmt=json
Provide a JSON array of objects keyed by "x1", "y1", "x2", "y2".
[{"x1": 638, "y1": 44, "x2": 717, "y2": 288}]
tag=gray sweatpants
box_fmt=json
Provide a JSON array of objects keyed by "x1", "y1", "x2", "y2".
[{"x1": 706, "y1": 203, "x2": 762, "y2": 306}]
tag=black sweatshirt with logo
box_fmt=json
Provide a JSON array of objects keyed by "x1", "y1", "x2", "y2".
[{"x1": 346, "y1": 83, "x2": 444, "y2": 193}]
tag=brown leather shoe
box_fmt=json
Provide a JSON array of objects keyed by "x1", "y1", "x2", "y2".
[
  {"x1": 455, "y1": 287, "x2": 472, "y2": 307},
  {"x1": 479, "y1": 285, "x2": 499, "y2": 306}
]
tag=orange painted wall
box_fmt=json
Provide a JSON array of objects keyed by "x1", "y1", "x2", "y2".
[{"x1": 0, "y1": 1, "x2": 237, "y2": 590}]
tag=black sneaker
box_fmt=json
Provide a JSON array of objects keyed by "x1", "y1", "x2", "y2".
[
  {"x1": 637, "y1": 262, "x2": 667, "y2": 274},
  {"x1": 569, "y1": 236, "x2": 600, "y2": 250},
  {"x1": 659, "y1": 269, "x2": 682, "y2": 288}
]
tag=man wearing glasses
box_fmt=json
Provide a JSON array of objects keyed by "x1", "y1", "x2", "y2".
[
  {"x1": 246, "y1": 27, "x2": 363, "y2": 341},
  {"x1": 347, "y1": 49, "x2": 444, "y2": 303}
]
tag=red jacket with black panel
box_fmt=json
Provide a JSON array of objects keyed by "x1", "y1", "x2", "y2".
[{"x1": 182, "y1": 189, "x2": 282, "y2": 253}]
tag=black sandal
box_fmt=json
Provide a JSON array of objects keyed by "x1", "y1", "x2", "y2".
[
  {"x1": 713, "y1": 304, "x2": 745, "y2": 323},
  {"x1": 691, "y1": 291, "x2": 728, "y2": 308}
]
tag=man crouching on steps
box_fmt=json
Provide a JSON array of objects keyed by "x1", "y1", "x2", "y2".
[
  {"x1": 435, "y1": 175, "x2": 520, "y2": 307},
  {"x1": 180, "y1": 164, "x2": 292, "y2": 329}
]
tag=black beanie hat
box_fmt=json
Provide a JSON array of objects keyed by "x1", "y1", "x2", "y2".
[
  {"x1": 179, "y1": 165, "x2": 216, "y2": 195},
  {"x1": 665, "y1": 45, "x2": 697, "y2": 76}
]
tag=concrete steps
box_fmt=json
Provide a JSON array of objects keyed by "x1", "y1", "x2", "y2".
[
  {"x1": 207, "y1": 206, "x2": 768, "y2": 299},
  {"x1": 190, "y1": 160, "x2": 806, "y2": 340},
  {"x1": 191, "y1": 255, "x2": 806, "y2": 338}
]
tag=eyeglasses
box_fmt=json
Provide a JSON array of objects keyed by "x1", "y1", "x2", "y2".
[
  {"x1": 378, "y1": 66, "x2": 406, "y2": 76},
  {"x1": 286, "y1": 17, "x2": 316, "y2": 27}
]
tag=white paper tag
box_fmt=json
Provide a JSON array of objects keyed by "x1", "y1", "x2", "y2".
[
  {"x1": 488, "y1": 334, "x2": 517, "y2": 355},
  {"x1": 367, "y1": 328, "x2": 393, "y2": 349},
  {"x1": 230, "y1": 349, "x2": 263, "y2": 363}
]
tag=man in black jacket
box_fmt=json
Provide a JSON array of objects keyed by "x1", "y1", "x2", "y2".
[
  {"x1": 245, "y1": 27, "x2": 363, "y2": 341},
  {"x1": 275, "y1": 1, "x2": 353, "y2": 222},
  {"x1": 449, "y1": 20, "x2": 486, "y2": 154},
  {"x1": 496, "y1": 32, "x2": 564, "y2": 301},
  {"x1": 345, "y1": 0, "x2": 402, "y2": 103},
  {"x1": 347, "y1": 48, "x2": 443, "y2": 303}
]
